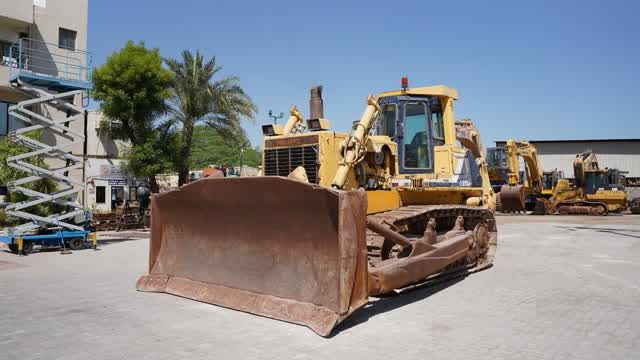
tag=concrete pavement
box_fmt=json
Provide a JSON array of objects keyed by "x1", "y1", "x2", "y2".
[{"x1": 1, "y1": 216, "x2": 639, "y2": 359}]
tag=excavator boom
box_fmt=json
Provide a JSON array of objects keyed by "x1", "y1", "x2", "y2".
[{"x1": 493, "y1": 139, "x2": 544, "y2": 213}]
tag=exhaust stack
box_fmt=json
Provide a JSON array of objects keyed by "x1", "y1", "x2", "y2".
[
  {"x1": 310, "y1": 85, "x2": 324, "y2": 119},
  {"x1": 308, "y1": 85, "x2": 330, "y2": 131}
]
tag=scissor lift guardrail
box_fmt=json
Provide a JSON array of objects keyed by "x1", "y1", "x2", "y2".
[{"x1": 0, "y1": 38, "x2": 95, "y2": 254}]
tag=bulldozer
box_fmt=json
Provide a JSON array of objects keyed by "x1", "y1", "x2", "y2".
[
  {"x1": 136, "y1": 80, "x2": 497, "y2": 336},
  {"x1": 534, "y1": 150, "x2": 628, "y2": 215},
  {"x1": 487, "y1": 140, "x2": 546, "y2": 212}
]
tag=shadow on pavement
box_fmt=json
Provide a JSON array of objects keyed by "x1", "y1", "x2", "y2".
[
  {"x1": 330, "y1": 276, "x2": 466, "y2": 337},
  {"x1": 1, "y1": 235, "x2": 145, "y2": 255}
]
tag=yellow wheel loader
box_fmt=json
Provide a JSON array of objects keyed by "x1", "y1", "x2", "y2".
[
  {"x1": 137, "y1": 80, "x2": 497, "y2": 336},
  {"x1": 534, "y1": 150, "x2": 628, "y2": 215}
]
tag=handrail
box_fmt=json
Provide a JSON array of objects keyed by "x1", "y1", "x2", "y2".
[{"x1": 7, "y1": 37, "x2": 93, "y2": 84}]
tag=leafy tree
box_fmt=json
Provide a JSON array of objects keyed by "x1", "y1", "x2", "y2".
[
  {"x1": 0, "y1": 133, "x2": 58, "y2": 227},
  {"x1": 189, "y1": 126, "x2": 261, "y2": 169},
  {"x1": 165, "y1": 50, "x2": 257, "y2": 185},
  {"x1": 91, "y1": 41, "x2": 174, "y2": 191},
  {"x1": 122, "y1": 127, "x2": 178, "y2": 186}
]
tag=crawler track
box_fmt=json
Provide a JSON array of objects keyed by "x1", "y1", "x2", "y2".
[{"x1": 365, "y1": 204, "x2": 497, "y2": 291}]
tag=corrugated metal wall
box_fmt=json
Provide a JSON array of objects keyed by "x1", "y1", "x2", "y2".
[{"x1": 494, "y1": 140, "x2": 640, "y2": 177}]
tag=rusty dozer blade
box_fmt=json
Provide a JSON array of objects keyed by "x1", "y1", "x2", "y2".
[
  {"x1": 499, "y1": 184, "x2": 526, "y2": 212},
  {"x1": 136, "y1": 177, "x2": 369, "y2": 336}
]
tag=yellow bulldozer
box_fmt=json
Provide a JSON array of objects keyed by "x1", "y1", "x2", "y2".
[
  {"x1": 137, "y1": 80, "x2": 497, "y2": 336},
  {"x1": 534, "y1": 150, "x2": 628, "y2": 215}
]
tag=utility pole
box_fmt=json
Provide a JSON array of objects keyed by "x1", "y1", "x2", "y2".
[
  {"x1": 268, "y1": 109, "x2": 284, "y2": 124},
  {"x1": 239, "y1": 147, "x2": 245, "y2": 176}
]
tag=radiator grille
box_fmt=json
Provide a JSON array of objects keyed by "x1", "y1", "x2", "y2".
[{"x1": 264, "y1": 145, "x2": 319, "y2": 184}]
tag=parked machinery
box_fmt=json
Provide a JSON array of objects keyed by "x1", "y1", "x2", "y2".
[
  {"x1": 630, "y1": 197, "x2": 640, "y2": 214},
  {"x1": 541, "y1": 169, "x2": 564, "y2": 198},
  {"x1": 487, "y1": 140, "x2": 546, "y2": 212},
  {"x1": 137, "y1": 81, "x2": 497, "y2": 336},
  {"x1": 534, "y1": 150, "x2": 628, "y2": 215}
]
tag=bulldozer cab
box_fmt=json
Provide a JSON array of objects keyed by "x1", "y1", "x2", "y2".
[
  {"x1": 376, "y1": 95, "x2": 446, "y2": 174},
  {"x1": 583, "y1": 170, "x2": 626, "y2": 194}
]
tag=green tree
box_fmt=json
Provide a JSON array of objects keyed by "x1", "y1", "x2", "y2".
[
  {"x1": 123, "y1": 126, "x2": 179, "y2": 185},
  {"x1": 189, "y1": 126, "x2": 261, "y2": 169},
  {"x1": 91, "y1": 41, "x2": 174, "y2": 191},
  {"x1": 0, "y1": 134, "x2": 58, "y2": 227},
  {"x1": 165, "y1": 50, "x2": 257, "y2": 186}
]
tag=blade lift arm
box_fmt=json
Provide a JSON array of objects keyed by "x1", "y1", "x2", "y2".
[
  {"x1": 282, "y1": 105, "x2": 305, "y2": 136},
  {"x1": 331, "y1": 95, "x2": 380, "y2": 189}
]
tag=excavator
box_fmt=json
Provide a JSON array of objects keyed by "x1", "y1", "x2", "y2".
[
  {"x1": 137, "y1": 80, "x2": 498, "y2": 336},
  {"x1": 534, "y1": 150, "x2": 628, "y2": 215},
  {"x1": 541, "y1": 169, "x2": 564, "y2": 198},
  {"x1": 487, "y1": 140, "x2": 560, "y2": 212}
]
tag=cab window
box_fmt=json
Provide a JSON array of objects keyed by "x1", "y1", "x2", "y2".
[
  {"x1": 404, "y1": 103, "x2": 430, "y2": 169},
  {"x1": 431, "y1": 102, "x2": 445, "y2": 140},
  {"x1": 379, "y1": 104, "x2": 396, "y2": 138}
]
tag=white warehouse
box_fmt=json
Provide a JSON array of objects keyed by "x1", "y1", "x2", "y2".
[{"x1": 494, "y1": 139, "x2": 640, "y2": 184}]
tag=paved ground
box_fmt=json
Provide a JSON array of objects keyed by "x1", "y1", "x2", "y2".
[{"x1": 1, "y1": 215, "x2": 639, "y2": 359}]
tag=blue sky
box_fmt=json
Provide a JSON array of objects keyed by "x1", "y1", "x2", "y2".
[{"x1": 89, "y1": 0, "x2": 640, "y2": 148}]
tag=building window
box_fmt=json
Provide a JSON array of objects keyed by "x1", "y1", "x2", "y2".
[
  {"x1": 0, "y1": 40, "x2": 15, "y2": 65},
  {"x1": 58, "y1": 28, "x2": 77, "y2": 50},
  {"x1": 96, "y1": 186, "x2": 106, "y2": 204},
  {"x1": 129, "y1": 186, "x2": 137, "y2": 201}
]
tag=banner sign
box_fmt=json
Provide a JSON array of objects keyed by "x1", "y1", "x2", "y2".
[
  {"x1": 100, "y1": 164, "x2": 126, "y2": 179},
  {"x1": 108, "y1": 179, "x2": 128, "y2": 186}
]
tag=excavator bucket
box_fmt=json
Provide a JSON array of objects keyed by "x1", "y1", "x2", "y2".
[
  {"x1": 136, "y1": 177, "x2": 369, "y2": 336},
  {"x1": 499, "y1": 184, "x2": 526, "y2": 212}
]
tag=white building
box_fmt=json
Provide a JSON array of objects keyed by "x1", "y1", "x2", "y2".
[
  {"x1": 494, "y1": 139, "x2": 640, "y2": 183},
  {"x1": 84, "y1": 111, "x2": 141, "y2": 213},
  {"x1": 1, "y1": 0, "x2": 90, "y2": 216}
]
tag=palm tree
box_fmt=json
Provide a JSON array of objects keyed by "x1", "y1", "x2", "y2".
[{"x1": 165, "y1": 50, "x2": 257, "y2": 186}]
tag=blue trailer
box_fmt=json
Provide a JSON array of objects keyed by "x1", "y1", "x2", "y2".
[
  {"x1": 0, "y1": 229, "x2": 91, "y2": 254},
  {"x1": 0, "y1": 211, "x2": 94, "y2": 254}
]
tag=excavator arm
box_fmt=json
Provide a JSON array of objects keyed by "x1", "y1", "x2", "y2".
[
  {"x1": 573, "y1": 150, "x2": 599, "y2": 187},
  {"x1": 506, "y1": 140, "x2": 544, "y2": 195}
]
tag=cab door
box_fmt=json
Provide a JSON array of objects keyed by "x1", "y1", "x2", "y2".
[{"x1": 398, "y1": 98, "x2": 434, "y2": 175}]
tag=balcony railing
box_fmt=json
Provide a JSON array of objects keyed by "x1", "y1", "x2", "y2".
[{"x1": 7, "y1": 38, "x2": 93, "y2": 87}]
